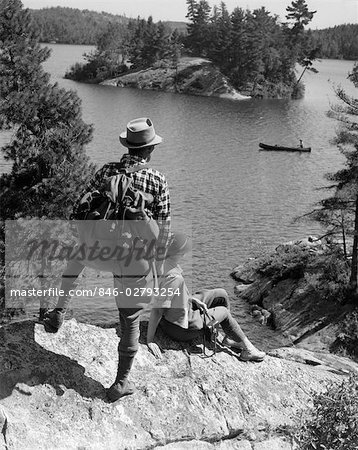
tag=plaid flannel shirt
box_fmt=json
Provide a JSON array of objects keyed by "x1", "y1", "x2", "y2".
[{"x1": 72, "y1": 154, "x2": 171, "y2": 253}]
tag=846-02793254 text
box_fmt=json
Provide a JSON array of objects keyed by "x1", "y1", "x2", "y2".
[{"x1": 9, "y1": 287, "x2": 181, "y2": 298}]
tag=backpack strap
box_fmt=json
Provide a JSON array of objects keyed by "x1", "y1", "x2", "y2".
[{"x1": 104, "y1": 164, "x2": 149, "y2": 205}]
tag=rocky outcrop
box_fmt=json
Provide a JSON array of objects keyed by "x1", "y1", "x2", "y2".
[
  {"x1": 1, "y1": 318, "x2": 357, "y2": 449},
  {"x1": 231, "y1": 237, "x2": 356, "y2": 354},
  {"x1": 102, "y1": 57, "x2": 250, "y2": 100}
]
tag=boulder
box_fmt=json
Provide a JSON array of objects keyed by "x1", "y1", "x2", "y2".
[
  {"x1": 1, "y1": 319, "x2": 355, "y2": 449},
  {"x1": 230, "y1": 263, "x2": 258, "y2": 284}
]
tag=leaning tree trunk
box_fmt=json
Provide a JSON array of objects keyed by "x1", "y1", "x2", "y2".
[
  {"x1": 349, "y1": 193, "x2": 358, "y2": 297},
  {"x1": 295, "y1": 65, "x2": 308, "y2": 86},
  {"x1": 341, "y1": 210, "x2": 348, "y2": 260}
]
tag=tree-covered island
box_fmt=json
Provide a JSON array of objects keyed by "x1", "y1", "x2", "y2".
[{"x1": 60, "y1": 0, "x2": 323, "y2": 99}]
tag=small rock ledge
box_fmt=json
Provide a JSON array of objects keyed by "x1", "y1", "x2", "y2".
[{"x1": 1, "y1": 319, "x2": 356, "y2": 449}]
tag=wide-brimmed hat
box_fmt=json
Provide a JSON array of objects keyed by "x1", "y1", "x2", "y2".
[{"x1": 119, "y1": 117, "x2": 162, "y2": 149}]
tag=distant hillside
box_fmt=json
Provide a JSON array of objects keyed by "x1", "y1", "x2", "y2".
[
  {"x1": 162, "y1": 21, "x2": 187, "y2": 34},
  {"x1": 311, "y1": 24, "x2": 358, "y2": 60},
  {"x1": 30, "y1": 7, "x2": 186, "y2": 45},
  {"x1": 30, "y1": 7, "x2": 128, "y2": 44}
]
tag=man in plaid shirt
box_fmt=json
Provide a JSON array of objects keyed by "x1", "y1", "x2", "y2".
[
  {"x1": 44, "y1": 118, "x2": 171, "y2": 402},
  {"x1": 72, "y1": 153, "x2": 171, "y2": 252}
]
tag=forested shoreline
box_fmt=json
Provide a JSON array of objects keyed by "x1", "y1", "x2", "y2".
[
  {"x1": 30, "y1": 7, "x2": 186, "y2": 45},
  {"x1": 30, "y1": 6, "x2": 357, "y2": 61},
  {"x1": 311, "y1": 24, "x2": 358, "y2": 61}
]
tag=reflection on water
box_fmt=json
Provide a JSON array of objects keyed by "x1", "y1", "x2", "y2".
[{"x1": 1, "y1": 45, "x2": 355, "y2": 343}]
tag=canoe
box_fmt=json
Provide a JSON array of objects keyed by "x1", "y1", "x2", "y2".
[{"x1": 259, "y1": 143, "x2": 311, "y2": 152}]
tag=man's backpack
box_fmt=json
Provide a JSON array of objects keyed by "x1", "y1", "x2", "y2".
[
  {"x1": 74, "y1": 165, "x2": 153, "y2": 221},
  {"x1": 73, "y1": 165, "x2": 159, "y2": 274}
]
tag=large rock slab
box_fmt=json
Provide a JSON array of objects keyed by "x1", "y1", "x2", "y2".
[
  {"x1": 268, "y1": 347, "x2": 358, "y2": 375},
  {"x1": 0, "y1": 319, "x2": 353, "y2": 449},
  {"x1": 102, "y1": 58, "x2": 250, "y2": 100}
]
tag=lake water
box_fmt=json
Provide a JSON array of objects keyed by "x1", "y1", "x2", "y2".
[{"x1": 2, "y1": 44, "x2": 356, "y2": 347}]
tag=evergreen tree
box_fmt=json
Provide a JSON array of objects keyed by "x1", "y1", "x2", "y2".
[
  {"x1": 72, "y1": 21, "x2": 130, "y2": 82},
  {"x1": 127, "y1": 17, "x2": 147, "y2": 69},
  {"x1": 284, "y1": 0, "x2": 318, "y2": 83},
  {"x1": 127, "y1": 17, "x2": 172, "y2": 69},
  {"x1": 168, "y1": 28, "x2": 183, "y2": 68},
  {"x1": 0, "y1": 0, "x2": 95, "y2": 317},
  {"x1": 239, "y1": 10, "x2": 265, "y2": 88},
  {"x1": 185, "y1": 0, "x2": 211, "y2": 57},
  {"x1": 141, "y1": 18, "x2": 171, "y2": 67},
  {"x1": 286, "y1": 0, "x2": 316, "y2": 32},
  {"x1": 96, "y1": 22, "x2": 129, "y2": 65},
  {"x1": 0, "y1": 0, "x2": 95, "y2": 220},
  {"x1": 251, "y1": 8, "x2": 283, "y2": 83},
  {"x1": 228, "y1": 7, "x2": 248, "y2": 87},
  {"x1": 208, "y1": 2, "x2": 232, "y2": 68},
  {"x1": 304, "y1": 196, "x2": 353, "y2": 260},
  {"x1": 141, "y1": 16, "x2": 158, "y2": 66},
  {"x1": 307, "y1": 66, "x2": 358, "y2": 299},
  {"x1": 325, "y1": 65, "x2": 358, "y2": 299},
  {"x1": 185, "y1": 0, "x2": 199, "y2": 52},
  {"x1": 153, "y1": 22, "x2": 171, "y2": 62}
]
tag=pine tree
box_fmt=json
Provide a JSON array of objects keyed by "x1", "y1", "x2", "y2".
[
  {"x1": 0, "y1": 0, "x2": 96, "y2": 317},
  {"x1": 286, "y1": 0, "x2": 316, "y2": 31},
  {"x1": 141, "y1": 16, "x2": 158, "y2": 66},
  {"x1": 228, "y1": 7, "x2": 247, "y2": 87},
  {"x1": 185, "y1": 0, "x2": 211, "y2": 57},
  {"x1": 96, "y1": 22, "x2": 129, "y2": 66},
  {"x1": 240, "y1": 10, "x2": 265, "y2": 89},
  {"x1": 141, "y1": 19, "x2": 171, "y2": 66},
  {"x1": 208, "y1": 2, "x2": 232, "y2": 69},
  {"x1": 185, "y1": 0, "x2": 198, "y2": 52},
  {"x1": 0, "y1": 0, "x2": 95, "y2": 220},
  {"x1": 325, "y1": 65, "x2": 358, "y2": 299},
  {"x1": 168, "y1": 28, "x2": 183, "y2": 68},
  {"x1": 153, "y1": 22, "x2": 171, "y2": 62},
  {"x1": 284, "y1": 0, "x2": 318, "y2": 88},
  {"x1": 128, "y1": 18, "x2": 149, "y2": 69}
]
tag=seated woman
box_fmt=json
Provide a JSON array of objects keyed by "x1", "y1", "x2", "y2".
[{"x1": 147, "y1": 233, "x2": 266, "y2": 362}]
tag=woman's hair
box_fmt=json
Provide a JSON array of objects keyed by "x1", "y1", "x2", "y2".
[{"x1": 167, "y1": 232, "x2": 192, "y2": 257}]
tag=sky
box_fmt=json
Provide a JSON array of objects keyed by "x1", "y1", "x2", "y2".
[{"x1": 22, "y1": 0, "x2": 358, "y2": 29}]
